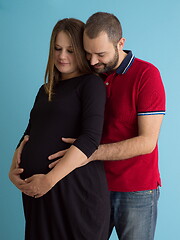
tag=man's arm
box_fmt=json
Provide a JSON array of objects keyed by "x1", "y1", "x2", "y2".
[
  {"x1": 49, "y1": 114, "x2": 164, "y2": 168},
  {"x1": 92, "y1": 114, "x2": 164, "y2": 161}
]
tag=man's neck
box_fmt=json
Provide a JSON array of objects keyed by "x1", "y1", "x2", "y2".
[{"x1": 115, "y1": 50, "x2": 127, "y2": 70}]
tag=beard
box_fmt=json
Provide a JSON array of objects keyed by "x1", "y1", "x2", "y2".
[{"x1": 92, "y1": 47, "x2": 119, "y2": 74}]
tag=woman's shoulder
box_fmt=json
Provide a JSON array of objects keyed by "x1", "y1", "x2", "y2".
[
  {"x1": 34, "y1": 84, "x2": 47, "y2": 99},
  {"x1": 80, "y1": 73, "x2": 104, "y2": 87},
  {"x1": 77, "y1": 74, "x2": 105, "y2": 98},
  {"x1": 82, "y1": 73, "x2": 102, "y2": 81}
]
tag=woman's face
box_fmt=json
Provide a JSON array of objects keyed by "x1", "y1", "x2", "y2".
[{"x1": 54, "y1": 31, "x2": 80, "y2": 80}]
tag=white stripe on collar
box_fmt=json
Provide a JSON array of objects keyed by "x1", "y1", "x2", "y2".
[{"x1": 122, "y1": 54, "x2": 135, "y2": 74}]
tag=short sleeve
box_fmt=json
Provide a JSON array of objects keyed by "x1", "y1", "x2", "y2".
[
  {"x1": 73, "y1": 75, "x2": 106, "y2": 157},
  {"x1": 137, "y1": 65, "x2": 166, "y2": 116}
]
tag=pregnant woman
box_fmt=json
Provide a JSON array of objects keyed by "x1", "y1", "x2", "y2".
[{"x1": 9, "y1": 18, "x2": 110, "y2": 240}]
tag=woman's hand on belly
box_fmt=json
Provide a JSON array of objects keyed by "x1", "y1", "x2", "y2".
[
  {"x1": 9, "y1": 168, "x2": 26, "y2": 190},
  {"x1": 9, "y1": 135, "x2": 29, "y2": 190},
  {"x1": 16, "y1": 135, "x2": 29, "y2": 167},
  {"x1": 21, "y1": 174, "x2": 54, "y2": 198}
]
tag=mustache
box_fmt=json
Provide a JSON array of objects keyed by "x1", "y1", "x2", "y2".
[{"x1": 94, "y1": 63, "x2": 104, "y2": 67}]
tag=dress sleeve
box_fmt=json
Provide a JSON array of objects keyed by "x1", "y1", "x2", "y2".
[
  {"x1": 16, "y1": 85, "x2": 44, "y2": 148},
  {"x1": 73, "y1": 75, "x2": 106, "y2": 157}
]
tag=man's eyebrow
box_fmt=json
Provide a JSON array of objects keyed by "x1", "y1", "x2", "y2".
[
  {"x1": 96, "y1": 52, "x2": 106, "y2": 54},
  {"x1": 85, "y1": 51, "x2": 106, "y2": 55}
]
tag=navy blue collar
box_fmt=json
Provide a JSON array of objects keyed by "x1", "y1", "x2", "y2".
[{"x1": 116, "y1": 50, "x2": 135, "y2": 74}]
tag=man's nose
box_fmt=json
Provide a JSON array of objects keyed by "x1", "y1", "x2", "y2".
[{"x1": 90, "y1": 55, "x2": 99, "y2": 65}]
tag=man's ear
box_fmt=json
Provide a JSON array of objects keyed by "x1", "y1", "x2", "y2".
[{"x1": 117, "y1": 37, "x2": 126, "y2": 50}]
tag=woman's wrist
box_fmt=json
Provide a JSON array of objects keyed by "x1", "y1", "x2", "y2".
[{"x1": 46, "y1": 171, "x2": 59, "y2": 187}]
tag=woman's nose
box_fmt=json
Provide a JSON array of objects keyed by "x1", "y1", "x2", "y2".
[{"x1": 58, "y1": 50, "x2": 66, "y2": 59}]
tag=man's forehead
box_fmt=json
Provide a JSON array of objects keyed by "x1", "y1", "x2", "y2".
[
  {"x1": 83, "y1": 32, "x2": 113, "y2": 51},
  {"x1": 84, "y1": 31, "x2": 109, "y2": 41}
]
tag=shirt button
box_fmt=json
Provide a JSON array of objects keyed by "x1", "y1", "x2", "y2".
[{"x1": 105, "y1": 82, "x2": 109, "y2": 86}]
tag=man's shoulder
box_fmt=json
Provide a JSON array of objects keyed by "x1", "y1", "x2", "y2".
[{"x1": 133, "y1": 58, "x2": 159, "y2": 72}]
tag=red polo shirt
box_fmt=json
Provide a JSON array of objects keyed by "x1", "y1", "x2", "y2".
[{"x1": 101, "y1": 51, "x2": 166, "y2": 192}]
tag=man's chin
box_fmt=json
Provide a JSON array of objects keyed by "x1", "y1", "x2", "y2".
[{"x1": 93, "y1": 67, "x2": 105, "y2": 74}]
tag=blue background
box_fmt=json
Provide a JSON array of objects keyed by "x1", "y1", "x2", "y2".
[{"x1": 1, "y1": 0, "x2": 179, "y2": 239}]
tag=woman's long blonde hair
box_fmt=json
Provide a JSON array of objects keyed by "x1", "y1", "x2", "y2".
[{"x1": 44, "y1": 18, "x2": 92, "y2": 101}]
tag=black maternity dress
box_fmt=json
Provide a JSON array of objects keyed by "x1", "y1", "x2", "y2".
[{"x1": 19, "y1": 74, "x2": 110, "y2": 240}]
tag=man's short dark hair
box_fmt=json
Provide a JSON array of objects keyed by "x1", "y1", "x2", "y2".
[{"x1": 85, "y1": 12, "x2": 122, "y2": 44}]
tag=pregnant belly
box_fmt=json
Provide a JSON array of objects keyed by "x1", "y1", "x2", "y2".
[{"x1": 20, "y1": 142, "x2": 51, "y2": 179}]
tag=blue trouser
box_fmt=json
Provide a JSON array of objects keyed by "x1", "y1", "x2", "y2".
[{"x1": 109, "y1": 188, "x2": 160, "y2": 240}]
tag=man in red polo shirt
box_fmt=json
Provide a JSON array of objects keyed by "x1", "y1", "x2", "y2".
[
  {"x1": 80, "y1": 12, "x2": 166, "y2": 240},
  {"x1": 55, "y1": 12, "x2": 165, "y2": 240}
]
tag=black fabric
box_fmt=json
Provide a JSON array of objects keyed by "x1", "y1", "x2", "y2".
[{"x1": 19, "y1": 74, "x2": 110, "y2": 240}]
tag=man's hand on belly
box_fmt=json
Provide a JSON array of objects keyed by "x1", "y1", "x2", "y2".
[
  {"x1": 48, "y1": 137, "x2": 93, "y2": 169},
  {"x1": 48, "y1": 137, "x2": 75, "y2": 168}
]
